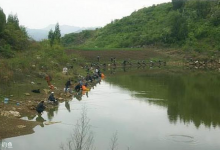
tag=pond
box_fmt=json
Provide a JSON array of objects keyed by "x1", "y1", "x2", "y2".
[{"x1": 2, "y1": 68, "x2": 220, "y2": 150}]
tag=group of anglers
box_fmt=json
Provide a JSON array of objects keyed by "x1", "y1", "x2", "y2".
[
  {"x1": 95, "y1": 56, "x2": 166, "y2": 68},
  {"x1": 36, "y1": 67, "x2": 105, "y2": 114}
]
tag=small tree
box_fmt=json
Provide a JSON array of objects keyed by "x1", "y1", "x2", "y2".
[
  {"x1": 172, "y1": 0, "x2": 187, "y2": 10},
  {"x1": 48, "y1": 23, "x2": 61, "y2": 47},
  {"x1": 54, "y1": 23, "x2": 61, "y2": 43},
  {"x1": 7, "y1": 14, "x2": 19, "y2": 29},
  {"x1": 60, "y1": 106, "x2": 95, "y2": 150},
  {"x1": 170, "y1": 12, "x2": 188, "y2": 42},
  {"x1": 2, "y1": 14, "x2": 29, "y2": 50},
  {"x1": 48, "y1": 29, "x2": 54, "y2": 47},
  {"x1": 60, "y1": 106, "x2": 122, "y2": 150}
]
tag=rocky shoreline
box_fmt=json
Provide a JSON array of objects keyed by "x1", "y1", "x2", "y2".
[{"x1": 0, "y1": 70, "x2": 103, "y2": 140}]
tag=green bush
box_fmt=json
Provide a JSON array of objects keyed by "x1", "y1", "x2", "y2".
[{"x1": 0, "y1": 44, "x2": 14, "y2": 58}]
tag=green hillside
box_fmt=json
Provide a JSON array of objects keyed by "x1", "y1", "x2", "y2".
[
  {"x1": 0, "y1": 9, "x2": 30, "y2": 58},
  {"x1": 62, "y1": 0, "x2": 220, "y2": 52}
]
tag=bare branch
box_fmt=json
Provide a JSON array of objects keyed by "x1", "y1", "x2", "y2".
[
  {"x1": 109, "y1": 131, "x2": 118, "y2": 150},
  {"x1": 61, "y1": 105, "x2": 95, "y2": 150}
]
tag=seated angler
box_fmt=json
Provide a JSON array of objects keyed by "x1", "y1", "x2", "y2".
[
  {"x1": 36, "y1": 101, "x2": 46, "y2": 114},
  {"x1": 86, "y1": 73, "x2": 93, "y2": 82},
  {"x1": 48, "y1": 92, "x2": 56, "y2": 103},
  {"x1": 75, "y1": 82, "x2": 81, "y2": 92},
  {"x1": 65, "y1": 79, "x2": 72, "y2": 93}
]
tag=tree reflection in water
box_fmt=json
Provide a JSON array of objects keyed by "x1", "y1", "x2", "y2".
[{"x1": 105, "y1": 70, "x2": 220, "y2": 128}]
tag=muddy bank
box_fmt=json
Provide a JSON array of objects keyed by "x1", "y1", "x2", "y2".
[
  {"x1": 0, "y1": 74, "x2": 72, "y2": 139},
  {"x1": 0, "y1": 116, "x2": 40, "y2": 140},
  {"x1": 0, "y1": 88, "x2": 66, "y2": 140}
]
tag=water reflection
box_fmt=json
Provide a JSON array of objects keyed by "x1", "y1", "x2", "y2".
[
  {"x1": 36, "y1": 114, "x2": 46, "y2": 127},
  {"x1": 47, "y1": 106, "x2": 59, "y2": 121},
  {"x1": 27, "y1": 115, "x2": 36, "y2": 120},
  {"x1": 105, "y1": 70, "x2": 220, "y2": 128},
  {"x1": 65, "y1": 101, "x2": 71, "y2": 112},
  {"x1": 74, "y1": 91, "x2": 83, "y2": 101},
  {"x1": 3, "y1": 70, "x2": 220, "y2": 150},
  {"x1": 86, "y1": 91, "x2": 89, "y2": 98}
]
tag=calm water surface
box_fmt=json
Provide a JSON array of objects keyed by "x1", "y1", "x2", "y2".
[{"x1": 3, "y1": 69, "x2": 220, "y2": 150}]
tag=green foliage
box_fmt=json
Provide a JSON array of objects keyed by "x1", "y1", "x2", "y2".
[
  {"x1": 0, "y1": 44, "x2": 14, "y2": 58},
  {"x1": 170, "y1": 12, "x2": 188, "y2": 43},
  {"x1": 211, "y1": 8, "x2": 220, "y2": 26},
  {"x1": 106, "y1": 72, "x2": 220, "y2": 128},
  {"x1": 2, "y1": 22, "x2": 29, "y2": 50},
  {"x1": 48, "y1": 29, "x2": 54, "y2": 47},
  {"x1": 61, "y1": 30, "x2": 96, "y2": 47},
  {"x1": 185, "y1": 0, "x2": 212, "y2": 19},
  {"x1": 48, "y1": 23, "x2": 61, "y2": 47},
  {"x1": 7, "y1": 14, "x2": 19, "y2": 29},
  {"x1": 0, "y1": 7, "x2": 6, "y2": 34},
  {"x1": 61, "y1": 1, "x2": 220, "y2": 51},
  {"x1": 54, "y1": 23, "x2": 61, "y2": 42},
  {"x1": 0, "y1": 12, "x2": 30, "y2": 56},
  {"x1": 172, "y1": 0, "x2": 186, "y2": 10}
]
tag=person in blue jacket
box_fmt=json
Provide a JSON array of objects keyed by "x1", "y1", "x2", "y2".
[
  {"x1": 48, "y1": 92, "x2": 56, "y2": 102},
  {"x1": 36, "y1": 101, "x2": 46, "y2": 114}
]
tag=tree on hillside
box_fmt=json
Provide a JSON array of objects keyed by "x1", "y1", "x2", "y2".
[
  {"x1": 172, "y1": 0, "x2": 187, "y2": 10},
  {"x1": 48, "y1": 29, "x2": 54, "y2": 47},
  {"x1": 7, "y1": 14, "x2": 19, "y2": 29},
  {"x1": 2, "y1": 14, "x2": 29, "y2": 50},
  {"x1": 195, "y1": 0, "x2": 211, "y2": 19},
  {"x1": 0, "y1": 13, "x2": 29, "y2": 57},
  {"x1": 170, "y1": 12, "x2": 188, "y2": 43},
  {"x1": 185, "y1": 0, "x2": 212, "y2": 19},
  {"x1": 3, "y1": 24, "x2": 28, "y2": 50},
  {"x1": 54, "y1": 23, "x2": 61, "y2": 43},
  {"x1": 48, "y1": 23, "x2": 61, "y2": 47},
  {"x1": 0, "y1": 7, "x2": 6, "y2": 35},
  {"x1": 211, "y1": 9, "x2": 220, "y2": 26}
]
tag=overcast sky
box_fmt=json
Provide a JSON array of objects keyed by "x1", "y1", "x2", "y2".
[{"x1": 0, "y1": 0, "x2": 171, "y2": 29}]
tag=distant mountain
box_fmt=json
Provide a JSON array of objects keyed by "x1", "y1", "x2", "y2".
[
  {"x1": 27, "y1": 29, "x2": 48, "y2": 41},
  {"x1": 27, "y1": 24, "x2": 98, "y2": 41}
]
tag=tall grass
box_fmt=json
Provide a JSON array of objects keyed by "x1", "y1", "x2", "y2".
[{"x1": 0, "y1": 40, "x2": 85, "y2": 82}]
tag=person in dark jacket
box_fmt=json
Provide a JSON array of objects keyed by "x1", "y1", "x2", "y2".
[
  {"x1": 48, "y1": 92, "x2": 56, "y2": 102},
  {"x1": 85, "y1": 73, "x2": 93, "y2": 82},
  {"x1": 75, "y1": 83, "x2": 81, "y2": 92},
  {"x1": 36, "y1": 101, "x2": 46, "y2": 114},
  {"x1": 65, "y1": 79, "x2": 72, "y2": 92}
]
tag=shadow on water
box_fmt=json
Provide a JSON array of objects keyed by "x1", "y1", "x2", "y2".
[
  {"x1": 65, "y1": 101, "x2": 71, "y2": 112},
  {"x1": 105, "y1": 68, "x2": 220, "y2": 128},
  {"x1": 47, "y1": 105, "x2": 59, "y2": 121},
  {"x1": 36, "y1": 114, "x2": 46, "y2": 127}
]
